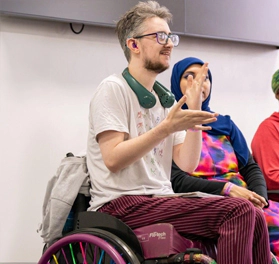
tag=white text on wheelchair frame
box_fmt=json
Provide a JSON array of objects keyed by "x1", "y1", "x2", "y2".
[{"x1": 137, "y1": 231, "x2": 167, "y2": 242}]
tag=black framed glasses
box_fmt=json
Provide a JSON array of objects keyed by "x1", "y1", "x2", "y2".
[{"x1": 134, "y1": 32, "x2": 180, "y2": 47}]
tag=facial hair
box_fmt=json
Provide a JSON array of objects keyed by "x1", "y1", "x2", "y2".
[{"x1": 144, "y1": 57, "x2": 169, "y2": 74}]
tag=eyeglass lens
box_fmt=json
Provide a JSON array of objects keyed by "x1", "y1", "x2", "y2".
[{"x1": 157, "y1": 32, "x2": 179, "y2": 46}]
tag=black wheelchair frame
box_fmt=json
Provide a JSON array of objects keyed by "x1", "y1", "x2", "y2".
[{"x1": 38, "y1": 192, "x2": 217, "y2": 264}]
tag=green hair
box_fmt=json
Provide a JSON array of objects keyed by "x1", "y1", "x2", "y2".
[{"x1": 271, "y1": 69, "x2": 279, "y2": 94}]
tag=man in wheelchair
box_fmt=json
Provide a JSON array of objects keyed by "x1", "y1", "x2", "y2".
[
  {"x1": 84, "y1": 1, "x2": 271, "y2": 264},
  {"x1": 39, "y1": 1, "x2": 273, "y2": 264}
]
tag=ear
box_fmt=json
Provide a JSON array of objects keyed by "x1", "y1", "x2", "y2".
[
  {"x1": 275, "y1": 91, "x2": 279, "y2": 100},
  {"x1": 127, "y1": 38, "x2": 139, "y2": 52}
]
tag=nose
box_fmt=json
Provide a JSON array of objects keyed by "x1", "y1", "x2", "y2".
[
  {"x1": 165, "y1": 37, "x2": 174, "y2": 48},
  {"x1": 201, "y1": 81, "x2": 206, "y2": 91}
]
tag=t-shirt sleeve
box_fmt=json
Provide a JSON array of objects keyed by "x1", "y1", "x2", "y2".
[
  {"x1": 173, "y1": 130, "x2": 186, "y2": 146},
  {"x1": 90, "y1": 79, "x2": 129, "y2": 140}
]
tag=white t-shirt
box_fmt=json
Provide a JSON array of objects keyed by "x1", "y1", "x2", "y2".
[{"x1": 87, "y1": 74, "x2": 186, "y2": 211}]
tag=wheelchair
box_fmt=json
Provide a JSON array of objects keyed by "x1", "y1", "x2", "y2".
[
  {"x1": 37, "y1": 153, "x2": 278, "y2": 264},
  {"x1": 38, "y1": 192, "x2": 217, "y2": 264}
]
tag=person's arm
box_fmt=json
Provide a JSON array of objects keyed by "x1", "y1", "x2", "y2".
[
  {"x1": 98, "y1": 96, "x2": 217, "y2": 173},
  {"x1": 251, "y1": 120, "x2": 279, "y2": 190},
  {"x1": 226, "y1": 152, "x2": 269, "y2": 209},
  {"x1": 172, "y1": 63, "x2": 218, "y2": 173},
  {"x1": 171, "y1": 161, "x2": 226, "y2": 194},
  {"x1": 238, "y1": 153, "x2": 268, "y2": 202},
  {"x1": 171, "y1": 158, "x2": 268, "y2": 209}
]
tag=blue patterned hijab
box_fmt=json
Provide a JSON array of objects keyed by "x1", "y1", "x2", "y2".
[{"x1": 171, "y1": 57, "x2": 249, "y2": 166}]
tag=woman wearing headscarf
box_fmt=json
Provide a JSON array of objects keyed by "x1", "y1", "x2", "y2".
[{"x1": 170, "y1": 56, "x2": 279, "y2": 262}]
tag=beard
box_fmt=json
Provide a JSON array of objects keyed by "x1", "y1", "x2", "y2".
[{"x1": 144, "y1": 58, "x2": 169, "y2": 74}]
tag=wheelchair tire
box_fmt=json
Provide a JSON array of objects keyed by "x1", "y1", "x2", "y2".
[
  {"x1": 38, "y1": 230, "x2": 140, "y2": 264},
  {"x1": 72, "y1": 228, "x2": 142, "y2": 263}
]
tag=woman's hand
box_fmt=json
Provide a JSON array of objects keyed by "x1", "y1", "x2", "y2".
[
  {"x1": 224, "y1": 183, "x2": 267, "y2": 209},
  {"x1": 184, "y1": 63, "x2": 209, "y2": 110}
]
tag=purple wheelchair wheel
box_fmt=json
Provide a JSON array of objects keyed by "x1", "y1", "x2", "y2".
[{"x1": 38, "y1": 233, "x2": 133, "y2": 264}]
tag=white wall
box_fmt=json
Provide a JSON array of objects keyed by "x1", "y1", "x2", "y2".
[{"x1": 0, "y1": 15, "x2": 278, "y2": 262}]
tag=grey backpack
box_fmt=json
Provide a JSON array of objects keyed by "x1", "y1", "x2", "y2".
[{"x1": 37, "y1": 153, "x2": 90, "y2": 247}]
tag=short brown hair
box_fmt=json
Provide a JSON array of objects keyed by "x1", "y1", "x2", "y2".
[{"x1": 115, "y1": 1, "x2": 172, "y2": 62}]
